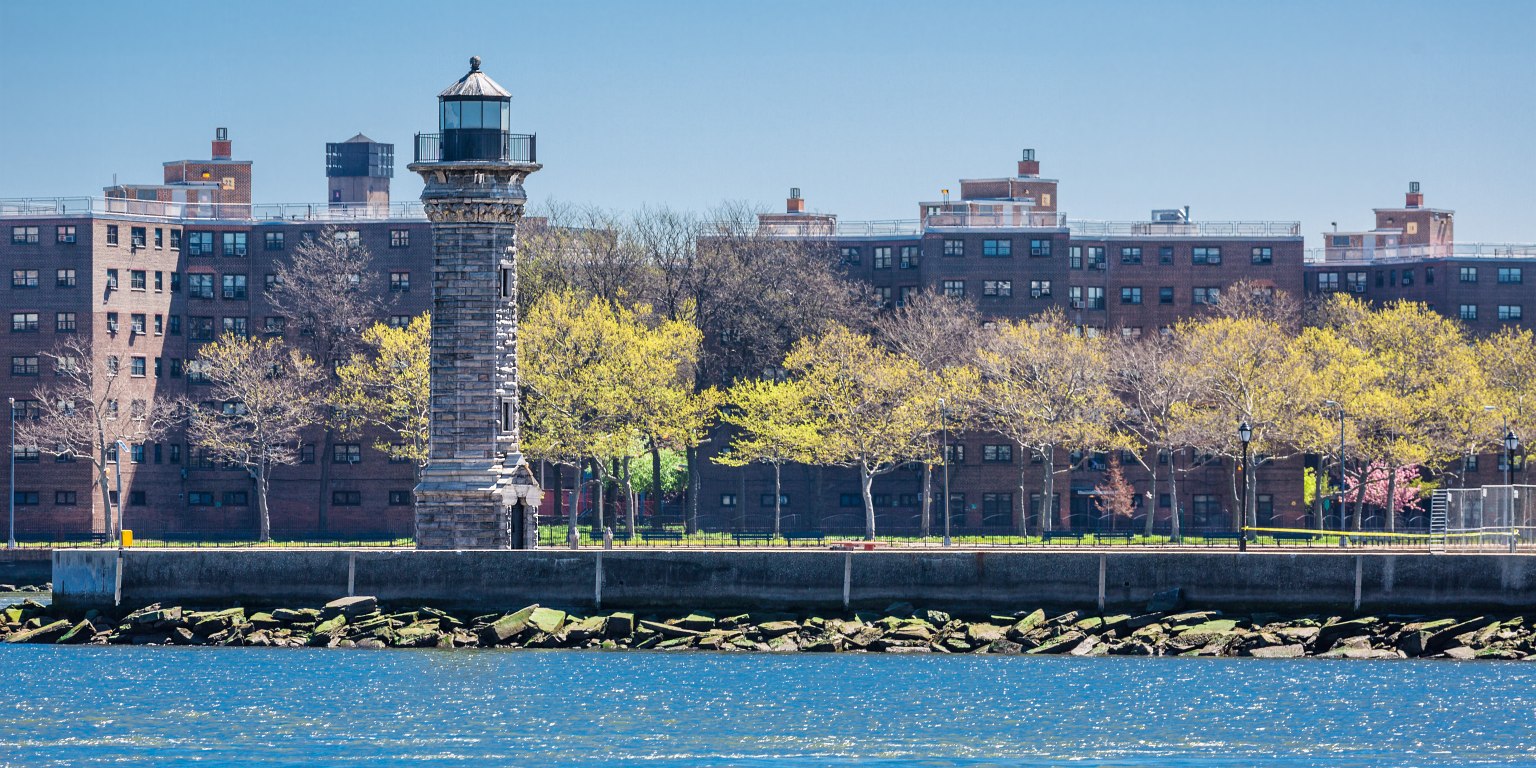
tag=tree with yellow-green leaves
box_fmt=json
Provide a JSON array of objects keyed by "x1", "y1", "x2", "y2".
[
  {"x1": 785, "y1": 325, "x2": 934, "y2": 540},
  {"x1": 1283, "y1": 322, "x2": 1383, "y2": 529},
  {"x1": 332, "y1": 314, "x2": 431, "y2": 474},
  {"x1": 521, "y1": 291, "x2": 716, "y2": 543},
  {"x1": 716, "y1": 379, "x2": 822, "y2": 536},
  {"x1": 1324, "y1": 297, "x2": 1487, "y2": 530},
  {"x1": 1171, "y1": 313, "x2": 1303, "y2": 535},
  {"x1": 974, "y1": 310, "x2": 1123, "y2": 535},
  {"x1": 1112, "y1": 331, "x2": 1204, "y2": 540},
  {"x1": 1479, "y1": 327, "x2": 1536, "y2": 484}
]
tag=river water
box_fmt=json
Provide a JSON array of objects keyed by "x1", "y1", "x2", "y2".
[{"x1": 0, "y1": 647, "x2": 1531, "y2": 767}]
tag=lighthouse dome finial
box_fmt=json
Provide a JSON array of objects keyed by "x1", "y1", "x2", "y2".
[{"x1": 470, "y1": 56, "x2": 481, "y2": 72}]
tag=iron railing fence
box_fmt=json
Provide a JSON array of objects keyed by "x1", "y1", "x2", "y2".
[
  {"x1": 0, "y1": 196, "x2": 427, "y2": 222},
  {"x1": 412, "y1": 132, "x2": 536, "y2": 164}
]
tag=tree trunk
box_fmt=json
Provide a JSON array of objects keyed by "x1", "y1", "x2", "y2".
[
  {"x1": 920, "y1": 464, "x2": 932, "y2": 538},
  {"x1": 623, "y1": 456, "x2": 637, "y2": 535},
  {"x1": 1145, "y1": 458, "x2": 1159, "y2": 537},
  {"x1": 316, "y1": 428, "x2": 335, "y2": 534},
  {"x1": 1311, "y1": 456, "x2": 1325, "y2": 531},
  {"x1": 1040, "y1": 446, "x2": 1055, "y2": 534},
  {"x1": 650, "y1": 439, "x2": 663, "y2": 527},
  {"x1": 1352, "y1": 466, "x2": 1367, "y2": 531},
  {"x1": 1247, "y1": 456, "x2": 1258, "y2": 533},
  {"x1": 685, "y1": 445, "x2": 699, "y2": 534},
  {"x1": 860, "y1": 463, "x2": 876, "y2": 541},
  {"x1": 1385, "y1": 464, "x2": 1399, "y2": 533},
  {"x1": 256, "y1": 467, "x2": 272, "y2": 543},
  {"x1": 1016, "y1": 462, "x2": 1030, "y2": 535},
  {"x1": 95, "y1": 461, "x2": 115, "y2": 541},
  {"x1": 1168, "y1": 460, "x2": 1182, "y2": 543},
  {"x1": 1230, "y1": 460, "x2": 1242, "y2": 532},
  {"x1": 773, "y1": 463, "x2": 783, "y2": 537},
  {"x1": 567, "y1": 462, "x2": 582, "y2": 546}
]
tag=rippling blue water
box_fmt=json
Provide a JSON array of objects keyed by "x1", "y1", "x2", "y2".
[{"x1": 1, "y1": 647, "x2": 1533, "y2": 766}]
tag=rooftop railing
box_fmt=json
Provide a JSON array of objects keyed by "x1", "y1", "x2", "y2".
[
  {"x1": 1304, "y1": 243, "x2": 1536, "y2": 264},
  {"x1": 1068, "y1": 220, "x2": 1301, "y2": 238},
  {"x1": 413, "y1": 132, "x2": 536, "y2": 164},
  {"x1": 0, "y1": 197, "x2": 427, "y2": 222},
  {"x1": 926, "y1": 210, "x2": 1068, "y2": 229}
]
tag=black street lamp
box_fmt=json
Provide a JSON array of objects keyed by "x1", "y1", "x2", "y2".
[
  {"x1": 1238, "y1": 421, "x2": 1252, "y2": 552},
  {"x1": 1504, "y1": 429, "x2": 1519, "y2": 487},
  {"x1": 1505, "y1": 429, "x2": 1520, "y2": 552},
  {"x1": 1324, "y1": 400, "x2": 1346, "y2": 531}
]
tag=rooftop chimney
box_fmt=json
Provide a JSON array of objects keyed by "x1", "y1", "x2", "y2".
[
  {"x1": 787, "y1": 187, "x2": 805, "y2": 213},
  {"x1": 212, "y1": 127, "x2": 232, "y2": 160},
  {"x1": 1405, "y1": 181, "x2": 1423, "y2": 209},
  {"x1": 1017, "y1": 148, "x2": 1040, "y2": 178}
]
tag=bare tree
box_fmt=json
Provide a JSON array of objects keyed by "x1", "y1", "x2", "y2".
[
  {"x1": 15, "y1": 336, "x2": 178, "y2": 538},
  {"x1": 186, "y1": 335, "x2": 324, "y2": 541},
  {"x1": 266, "y1": 225, "x2": 388, "y2": 532},
  {"x1": 875, "y1": 289, "x2": 982, "y2": 536},
  {"x1": 1112, "y1": 333, "x2": 1202, "y2": 540}
]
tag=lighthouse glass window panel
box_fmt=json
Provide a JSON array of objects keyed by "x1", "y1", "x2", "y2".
[
  {"x1": 442, "y1": 101, "x2": 460, "y2": 130},
  {"x1": 460, "y1": 101, "x2": 483, "y2": 129}
]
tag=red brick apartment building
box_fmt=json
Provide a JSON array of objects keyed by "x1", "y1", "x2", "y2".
[{"x1": 3, "y1": 140, "x2": 1531, "y2": 539}]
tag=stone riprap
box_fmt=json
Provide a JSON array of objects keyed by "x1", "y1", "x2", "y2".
[{"x1": 4, "y1": 595, "x2": 1534, "y2": 660}]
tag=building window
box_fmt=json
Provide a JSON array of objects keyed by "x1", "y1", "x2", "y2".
[
  {"x1": 129, "y1": 443, "x2": 146, "y2": 463},
  {"x1": 130, "y1": 270, "x2": 146, "y2": 290},
  {"x1": 171, "y1": 272, "x2": 181, "y2": 292},
  {"x1": 871, "y1": 246, "x2": 892, "y2": 269},
  {"x1": 1121, "y1": 326, "x2": 1143, "y2": 339},
  {"x1": 14, "y1": 445, "x2": 39, "y2": 463},
  {"x1": 942, "y1": 280, "x2": 965, "y2": 298},
  {"x1": 944, "y1": 443, "x2": 965, "y2": 463},
  {"x1": 105, "y1": 269, "x2": 119, "y2": 290},
  {"x1": 1460, "y1": 267, "x2": 1478, "y2": 283},
  {"x1": 981, "y1": 493, "x2": 1013, "y2": 524},
  {"x1": 105, "y1": 313, "x2": 120, "y2": 334},
  {"x1": 186, "y1": 231, "x2": 213, "y2": 255},
  {"x1": 169, "y1": 229, "x2": 181, "y2": 250},
  {"x1": 188, "y1": 274, "x2": 214, "y2": 299},
  {"x1": 387, "y1": 315, "x2": 411, "y2": 329},
  {"x1": 13, "y1": 491, "x2": 39, "y2": 506},
  {"x1": 222, "y1": 232, "x2": 248, "y2": 256},
  {"x1": 1191, "y1": 494, "x2": 1222, "y2": 528},
  {"x1": 1085, "y1": 246, "x2": 1105, "y2": 269},
  {"x1": 264, "y1": 231, "x2": 285, "y2": 251},
  {"x1": 982, "y1": 280, "x2": 1012, "y2": 297},
  {"x1": 222, "y1": 274, "x2": 248, "y2": 300},
  {"x1": 188, "y1": 316, "x2": 216, "y2": 341},
  {"x1": 1158, "y1": 286, "x2": 1175, "y2": 304},
  {"x1": 1158, "y1": 246, "x2": 1173, "y2": 265},
  {"x1": 130, "y1": 227, "x2": 147, "y2": 248},
  {"x1": 56, "y1": 269, "x2": 76, "y2": 287},
  {"x1": 106, "y1": 225, "x2": 119, "y2": 246},
  {"x1": 1317, "y1": 272, "x2": 1339, "y2": 292},
  {"x1": 1192, "y1": 247, "x2": 1222, "y2": 265},
  {"x1": 1498, "y1": 268, "x2": 1523, "y2": 284},
  {"x1": 1029, "y1": 280, "x2": 1051, "y2": 297},
  {"x1": 943, "y1": 239, "x2": 965, "y2": 257},
  {"x1": 153, "y1": 314, "x2": 163, "y2": 335},
  {"x1": 1345, "y1": 272, "x2": 1368, "y2": 293},
  {"x1": 1069, "y1": 286, "x2": 1083, "y2": 309},
  {"x1": 389, "y1": 229, "x2": 410, "y2": 248},
  {"x1": 264, "y1": 273, "x2": 280, "y2": 293},
  {"x1": 1402, "y1": 269, "x2": 1414, "y2": 286},
  {"x1": 839, "y1": 246, "x2": 861, "y2": 265},
  {"x1": 184, "y1": 360, "x2": 211, "y2": 384},
  {"x1": 154, "y1": 228, "x2": 163, "y2": 248},
  {"x1": 1192, "y1": 287, "x2": 1221, "y2": 305},
  {"x1": 263, "y1": 316, "x2": 285, "y2": 335},
  {"x1": 299, "y1": 445, "x2": 315, "y2": 464},
  {"x1": 55, "y1": 312, "x2": 75, "y2": 332},
  {"x1": 334, "y1": 444, "x2": 362, "y2": 464},
  {"x1": 1120, "y1": 287, "x2": 1142, "y2": 305},
  {"x1": 760, "y1": 494, "x2": 790, "y2": 507},
  {"x1": 1425, "y1": 267, "x2": 1435, "y2": 285},
  {"x1": 11, "y1": 226, "x2": 39, "y2": 244},
  {"x1": 1251, "y1": 247, "x2": 1273, "y2": 264},
  {"x1": 1086, "y1": 286, "x2": 1105, "y2": 310},
  {"x1": 54, "y1": 491, "x2": 77, "y2": 506},
  {"x1": 168, "y1": 315, "x2": 181, "y2": 335},
  {"x1": 11, "y1": 356, "x2": 39, "y2": 375},
  {"x1": 982, "y1": 444, "x2": 1013, "y2": 463},
  {"x1": 11, "y1": 269, "x2": 38, "y2": 288},
  {"x1": 153, "y1": 271, "x2": 163, "y2": 292},
  {"x1": 390, "y1": 272, "x2": 411, "y2": 292},
  {"x1": 983, "y1": 239, "x2": 1012, "y2": 257},
  {"x1": 1120, "y1": 247, "x2": 1142, "y2": 264},
  {"x1": 188, "y1": 492, "x2": 215, "y2": 507},
  {"x1": 222, "y1": 317, "x2": 248, "y2": 339},
  {"x1": 1464, "y1": 454, "x2": 1479, "y2": 473},
  {"x1": 336, "y1": 230, "x2": 361, "y2": 246},
  {"x1": 720, "y1": 493, "x2": 737, "y2": 508},
  {"x1": 1029, "y1": 238, "x2": 1052, "y2": 257},
  {"x1": 130, "y1": 313, "x2": 146, "y2": 334},
  {"x1": 899, "y1": 246, "x2": 919, "y2": 269},
  {"x1": 56, "y1": 225, "x2": 76, "y2": 244},
  {"x1": 130, "y1": 356, "x2": 147, "y2": 377},
  {"x1": 1069, "y1": 246, "x2": 1082, "y2": 269},
  {"x1": 1499, "y1": 305, "x2": 1523, "y2": 322}
]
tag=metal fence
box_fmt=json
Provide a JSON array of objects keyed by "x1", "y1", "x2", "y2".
[{"x1": 1437, "y1": 485, "x2": 1536, "y2": 550}]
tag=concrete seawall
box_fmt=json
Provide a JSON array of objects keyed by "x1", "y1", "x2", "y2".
[{"x1": 51, "y1": 548, "x2": 1536, "y2": 614}]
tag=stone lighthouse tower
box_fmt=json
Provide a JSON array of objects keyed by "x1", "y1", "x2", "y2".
[{"x1": 408, "y1": 57, "x2": 542, "y2": 549}]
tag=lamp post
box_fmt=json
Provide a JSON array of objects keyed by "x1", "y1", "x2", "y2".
[
  {"x1": 1238, "y1": 421, "x2": 1252, "y2": 552},
  {"x1": 1505, "y1": 429, "x2": 1520, "y2": 552},
  {"x1": 7, "y1": 397, "x2": 15, "y2": 549},
  {"x1": 113, "y1": 439, "x2": 128, "y2": 545},
  {"x1": 1324, "y1": 400, "x2": 1345, "y2": 531},
  {"x1": 939, "y1": 398, "x2": 951, "y2": 548}
]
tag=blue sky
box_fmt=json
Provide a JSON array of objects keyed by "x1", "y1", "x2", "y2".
[{"x1": 1, "y1": 1, "x2": 1533, "y2": 246}]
